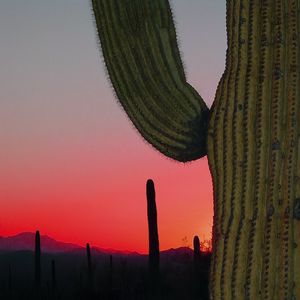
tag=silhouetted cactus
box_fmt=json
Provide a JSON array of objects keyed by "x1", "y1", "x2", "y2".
[
  {"x1": 86, "y1": 242, "x2": 94, "y2": 297},
  {"x1": 92, "y1": 1, "x2": 300, "y2": 299},
  {"x1": 193, "y1": 236, "x2": 201, "y2": 264},
  {"x1": 86, "y1": 243, "x2": 92, "y2": 282},
  {"x1": 35, "y1": 230, "x2": 41, "y2": 290},
  {"x1": 8, "y1": 263, "x2": 12, "y2": 296},
  {"x1": 146, "y1": 179, "x2": 159, "y2": 276},
  {"x1": 51, "y1": 259, "x2": 56, "y2": 292},
  {"x1": 109, "y1": 255, "x2": 113, "y2": 298}
]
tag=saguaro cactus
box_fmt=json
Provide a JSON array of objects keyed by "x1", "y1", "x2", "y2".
[
  {"x1": 86, "y1": 243, "x2": 92, "y2": 280},
  {"x1": 146, "y1": 179, "x2": 160, "y2": 275},
  {"x1": 8, "y1": 263, "x2": 12, "y2": 295},
  {"x1": 91, "y1": 1, "x2": 300, "y2": 299},
  {"x1": 51, "y1": 259, "x2": 56, "y2": 292},
  {"x1": 193, "y1": 235, "x2": 201, "y2": 264},
  {"x1": 86, "y1": 243, "x2": 94, "y2": 297},
  {"x1": 35, "y1": 230, "x2": 41, "y2": 290}
]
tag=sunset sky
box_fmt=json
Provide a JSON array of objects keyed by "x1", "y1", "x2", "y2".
[{"x1": 0, "y1": 0, "x2": 226, "y2": 253}]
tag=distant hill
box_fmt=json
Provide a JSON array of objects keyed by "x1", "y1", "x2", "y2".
[
  {"x1": 0, "y1": 232, "x2": 208, "y2": 260},
  {"x1": 0, "y1": 232, "x2": 82, "y2": 253}
]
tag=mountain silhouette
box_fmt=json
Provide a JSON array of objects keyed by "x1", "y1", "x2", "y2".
[{"x1": 0, "y1": 232, "x2": 199, "y2": 258}]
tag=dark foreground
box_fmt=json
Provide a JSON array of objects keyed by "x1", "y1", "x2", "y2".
[{"x1": 0, "y1": 249, "x2": 210, "y2": 300}]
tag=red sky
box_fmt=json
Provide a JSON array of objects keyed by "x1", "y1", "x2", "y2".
[{"x1": 0, "y1": 1, "x2": 225, "y2": 253}]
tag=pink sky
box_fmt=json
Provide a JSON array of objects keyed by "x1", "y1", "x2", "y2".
[{"x1": 0, "y1": 1, "x2": 226, "y2": 253}]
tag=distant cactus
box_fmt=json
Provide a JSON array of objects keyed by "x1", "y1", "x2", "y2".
[
  {"x1": 146, "y1": 179, "x2": 159, "y2": 276},
  {"x1": 193, "y1": 236, "x2": 201, "y2": 263},
  {"x1": 35, "y1": 230, "x2": 41, "y2": 290},
  {"x1": 109, "y1": 255, "x2": 113, "y2": 298},
  {"x1": 109, "y1": 254, "x2": 113, "y2": 271},
  {"x1": 8, "y1": 263, "x2": 12, "y2": 295},
  {"x1": 86, "y1": 243, "x2": 92, "y2": 281},
  {"x1": 51, "y1": 260, "x2": 56, "y2": 292},
  {"x1": 86, "y1": 243, "x2": 94, "y2": 297}
]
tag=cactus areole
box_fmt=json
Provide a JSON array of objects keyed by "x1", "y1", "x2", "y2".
[{"x1": 92, "y1": 0, "x2": 300, "y2": 299}]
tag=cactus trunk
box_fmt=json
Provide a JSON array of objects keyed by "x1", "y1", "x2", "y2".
[
  {"x1": 146, "y1": 179, "x2": 160, "y2": 276},
  {"x1": 51, "y1": 259, "x2": 56, "y2": 292},
  {"x1": 193, "y1": 236, "x2": 201, "y2": 263},
  {"x1": 207, "y1": 1, "x2": 300, "y2": 299},
  {"x1": 35, "y1": 230, "x2": 41, "y2": 290},
  {"x1": 86, "y1": 243, "x2": 92, "y2": 282},
  {"x1": 86, "y1": 242, "x2": 94, "y2": 298}
]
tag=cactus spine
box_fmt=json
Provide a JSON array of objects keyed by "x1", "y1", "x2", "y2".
[
  {"x1": 207, "y1": 2, "x2": 300, "y2": 299},
  {"x1": 91, "y1": 0, "x2": 209, "y2": 162},
  {"x1": 146, "y1": 179, "x2": 160, "y2": 275},
  {"x1": 92, "y1": 1, "x2": 300, "y2": 299},
  {"x1": 35, "y1": 230, "x2": 41, "y2": 290}
]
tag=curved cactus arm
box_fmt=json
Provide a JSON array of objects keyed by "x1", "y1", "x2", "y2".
[{"x1": 91, "y1": 0, "x2": 209, "y2": 162}]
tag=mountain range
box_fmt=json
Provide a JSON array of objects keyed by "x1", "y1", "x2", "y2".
[{"x1": 0, "y1": 232, "x2": 194, "y2": 258}]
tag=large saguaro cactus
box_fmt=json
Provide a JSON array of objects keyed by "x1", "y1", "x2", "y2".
[{"x1": 91, "y1": 1, "x2": 300, "y2": 299}]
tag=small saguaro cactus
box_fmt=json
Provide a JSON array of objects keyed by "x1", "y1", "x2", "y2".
[
  {"x1": 86, "y1": 243, "x2": 92, "y2": 279},
  {"x1": 8, "y1": 263, "x2": 12, "y2": 295},
  {"x1": 35, "y1": 230, "x2": 41, "y2": 290},
  {"x1": 108, "y1": 254, "x2": 113, "y2": 297},
  {"x1": 92, "y1": 1, "x2": 300, "y2": 299},
  {"x1": 146, "y1": 179, "x2": 160, "y2": 276},
  {"x1": 51, "y1": 259, "x2": 56, "y2": 292},
  {"x1": 193, "y1": 235, "x2": 201, "y2": 264},
  {"x1": 86, "y1": 243, "x2": 94, "y2": 297}
]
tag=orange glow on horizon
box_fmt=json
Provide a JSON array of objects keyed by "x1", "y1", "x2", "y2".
[{"x1": 0, "y1": 155, "x2": 213, "y2": 254}]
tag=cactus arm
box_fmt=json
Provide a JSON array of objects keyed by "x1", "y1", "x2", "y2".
[{"x1": 91, "y1": 0, "x2": 209, "y2": 162}]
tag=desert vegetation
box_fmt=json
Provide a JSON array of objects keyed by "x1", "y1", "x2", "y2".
[{"x1": 0, "y1": 179, "x2": 211, "y2": 299}]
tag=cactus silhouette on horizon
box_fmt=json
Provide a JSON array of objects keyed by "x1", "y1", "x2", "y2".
[
  {"x1": 8, "y1": 263, "x2": 12, "y2": 295},
  {"x1": 91, "y1": 1, "x2": 300, "y2": 298},
  {"x1": 51, "y1": 259, "x2": 56, "y2": 293},
  {"x1": 193, "y1": 235, "x2": 201, "y2": 264},
  {"x1": 35, "y1": 230, "x2": 41, "y2": 291},
  {"x1": 146, "y1": 179, "x2": 160, "y2": 276},
  {"x1": 86, "y1": 242, "x2": 94, "y2": 298},
  {"x1": 86, "y1": 243, "x2": 92, "y2": 282}
]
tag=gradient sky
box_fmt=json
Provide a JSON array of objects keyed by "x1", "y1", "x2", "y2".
[{"x1": 0, "y1": 0, "x2": 226, "y2": 253}]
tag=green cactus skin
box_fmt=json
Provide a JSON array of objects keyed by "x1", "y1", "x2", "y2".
[
  {"x1": 35, "y1": 230, "x2": 41, "y2": 290},
  {"x1": 146, "y1": 179, "x2": 160, "y2": 276},
  {"x1": 207, "y1": 1, "x2": 300, "y2": 299},
  {"x1": 91, "y1": 0, "x2": 209, "y2": 162},
  {"x1": 92, "y1": 0, "x2": 300, "y2": 299}
]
